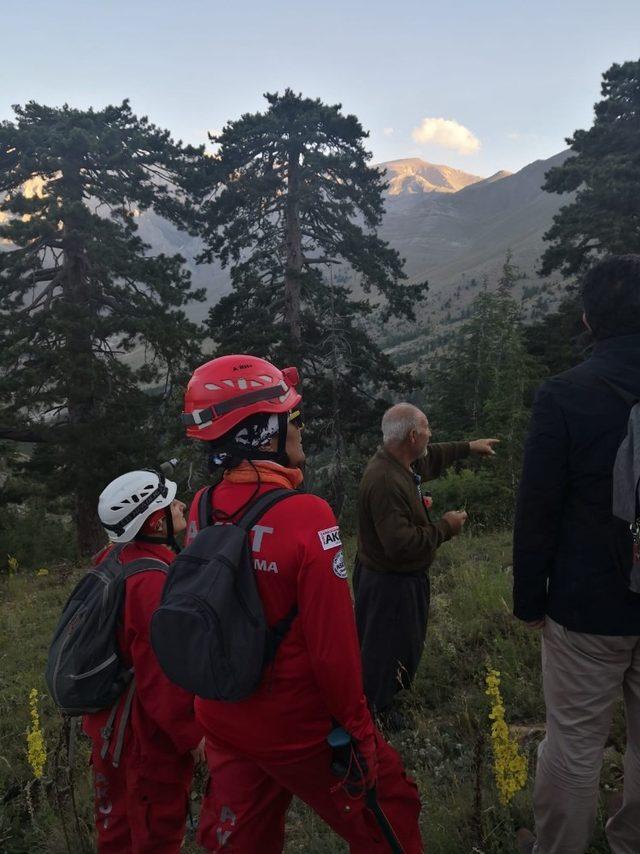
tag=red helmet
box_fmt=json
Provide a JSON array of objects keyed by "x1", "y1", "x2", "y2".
[{"x1": 181, "y1": 355, "x2": 302, "y2": 441}]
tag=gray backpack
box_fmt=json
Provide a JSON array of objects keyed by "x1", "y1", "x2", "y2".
[
  {"x1": 45, "y1": 545, "x2": 168, "y2": 715},
  {"x1": 150, "y1": 487, "x2": 298, "y2": 701}
]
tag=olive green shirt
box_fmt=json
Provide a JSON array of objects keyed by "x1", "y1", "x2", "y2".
[{"x1": 356, "y1": 442, "x2": 470, "y2": 574}]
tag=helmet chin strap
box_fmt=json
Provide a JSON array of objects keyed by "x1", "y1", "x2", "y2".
[
  {"x1": 247, "y1": 412, "x2": 290, "y2": 466},
  {"x1": 164, "y1": 505, "x2": 181, "y2": 553},
  {"x1": 136, "y1": 506, "x2": 181, "y2": 553},
  {"x1": 208, "y1": 412, "x2": 291, "y2": 470}
]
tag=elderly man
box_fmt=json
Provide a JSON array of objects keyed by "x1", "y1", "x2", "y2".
[{"x1": 354, "y1": 402, "x2": 498, "y2": 723}]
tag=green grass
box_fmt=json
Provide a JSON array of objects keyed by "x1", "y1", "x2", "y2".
[{"x1": 0, "y1": 533, "x2": 624, "y2": 852}]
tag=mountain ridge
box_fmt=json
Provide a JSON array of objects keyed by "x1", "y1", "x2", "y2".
[{"x1": 378, "y1": 157, "x2": 487, "y2": 196}]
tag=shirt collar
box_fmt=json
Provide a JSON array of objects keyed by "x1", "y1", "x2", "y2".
[
  {"x1": 593, "y1": 332, "x2": 640, "y2": 355},
  {"x1": 376, "y1": 446, "x2": 422, "y2": 483}
]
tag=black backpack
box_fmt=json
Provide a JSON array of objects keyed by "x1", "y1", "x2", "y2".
[
  {"x1": 150, "y1": 487, "x2": 298, "y2": 701},
  {"x1": 45, "y1": 545, "x2": 169, "y2": 716}
]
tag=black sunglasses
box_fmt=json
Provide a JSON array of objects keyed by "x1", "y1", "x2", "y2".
[{"x1": 288, "y1": 409, "x2": 304, "y2": 432}]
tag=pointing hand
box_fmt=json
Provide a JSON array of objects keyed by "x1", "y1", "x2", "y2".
[{"x1": 469, "y1": 438, "x2": 500, "y2": 457}]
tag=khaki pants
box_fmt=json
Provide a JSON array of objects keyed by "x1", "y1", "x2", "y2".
[{"x1": 533, "y1": 617, "x2": 640, "y2": 854}]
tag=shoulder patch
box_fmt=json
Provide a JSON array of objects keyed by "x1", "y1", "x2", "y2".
[
  {"x1": 318, "y1": 526, "x2": 342, "y2": 550},
  {"x1": 332, "y1": 550, "x2": 347, "y2": 579}
]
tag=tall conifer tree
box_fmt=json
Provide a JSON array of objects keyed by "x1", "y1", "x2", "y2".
[
  {"x1": 0, "y1": 101, "x2": 212, "y2": 553},
  {"x1": 541, "y1": 59, "x2": 640, "y2": 276},
  {"x1": 201, "y1": 90, "x2": 425, "y2": 469}
]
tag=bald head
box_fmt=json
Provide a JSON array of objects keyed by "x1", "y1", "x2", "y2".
[{"x1": 381, "y1": 403, "x2": 426, "y2": 445}]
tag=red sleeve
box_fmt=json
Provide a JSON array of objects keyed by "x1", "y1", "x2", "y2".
[
  {"x1": 124, "y1": 572, "x2": 203, "y2": 754},
  {"x1": 185, "y1": 487, "x2": 207, "y2": 547},
  {"x1": 296, "y1": 498, "x2": 375, "y2": 746}
]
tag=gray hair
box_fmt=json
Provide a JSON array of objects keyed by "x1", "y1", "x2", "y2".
[{"x1": 381, "y1": 403, "x2": 423, "y2": 444}]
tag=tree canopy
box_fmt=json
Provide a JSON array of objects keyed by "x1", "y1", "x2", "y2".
[
  {"x1": 0, "y1": 100, "x2": 213, "y2": 552},
  {"x1": 201, "y1": 90, "x2": 425, "y2": 503},
  {"x1": 541, "y1": 59, "x2": 640, "y2": 276}
]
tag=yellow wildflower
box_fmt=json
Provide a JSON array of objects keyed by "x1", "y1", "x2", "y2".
[
  {"x1": 7, "y1": 554, "x2": 19, "y2": 575},
  {"x1": 36, "y1": 568, "x2": 49, "y2": 577},
  {"x1": 485, "y1": 668, "x2": 527, "y2": 805},
  {"x1": 26, "y1": 688, "x2": 46, "y2": 779}
]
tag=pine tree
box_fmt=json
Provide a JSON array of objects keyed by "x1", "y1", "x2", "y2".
[
  {"x1": 541, "y1": 59, "x2": 640, "y2": 276},
  {"x1": 427, "y1": 256, "x2": 537, "y2": 522},
  {"x1": 201, "y1": 90, "x2": 425, "y2": 463},
  {"x1": 0, "y1": 101, "x2": 212, "y2": 554},
  {"x1": 523, "y1": 291, "x2": 589, "y2": 376}
]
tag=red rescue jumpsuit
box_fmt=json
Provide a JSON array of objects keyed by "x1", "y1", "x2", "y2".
[
  {"x1": 83, "y1": 541, "x2": 203, "y2": 853},
  {"x1": 187, "y1": 463, "x2": 423, "y2": 853}
]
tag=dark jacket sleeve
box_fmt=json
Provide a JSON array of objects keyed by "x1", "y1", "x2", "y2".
[
  {"x1": 368, "y1": 475, "x2": 452, "y2": 569},
  {"x1": 513, "y1": 384, "x2": 569, "y2": 621},
  {"x1": 415, "y1": 441, "x2": 470, "y2": 480}
]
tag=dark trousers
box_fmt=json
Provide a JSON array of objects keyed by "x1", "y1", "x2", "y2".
[{"x1": 353, "y1": 558, "x2": 430, "y2": 714}]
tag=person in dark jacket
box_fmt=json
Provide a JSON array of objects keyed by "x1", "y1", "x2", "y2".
[
  {"x1": 354, "y1": 402, "x2": 498, "y2": 721},
  {"x1": 513, "y1": 255, "x2": 640, "y2": 854}
]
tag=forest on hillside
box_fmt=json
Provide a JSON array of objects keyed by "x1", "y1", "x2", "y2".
[{"x1": 3, "y1": 60, "x2": 639, "y2": 558}]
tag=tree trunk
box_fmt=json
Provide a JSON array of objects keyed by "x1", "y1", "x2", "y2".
[
  {"x1": 328, "y1": 277, "x2": 346, "y2": 518},
  {"x1": 75, "y1": 487, "x2": 106, "y2": 558},
  {"x1": 284, "y1": 148, "x2": 303, "y2": 350},
  {"x1": 61, "y1": 177, "x2": 103, "y2": 556}
]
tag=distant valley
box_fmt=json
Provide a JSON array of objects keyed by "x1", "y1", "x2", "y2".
[{"x1": 135, "y1": 151, "x2": 571, "y2": 350}]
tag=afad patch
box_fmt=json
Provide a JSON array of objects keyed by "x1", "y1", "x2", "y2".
[
  {"x1": 318, "y1": 526, "x2": 342, "y2": 550},
  {"x1": 332, "y1": 550, "x2": 347, "y2": 579}
]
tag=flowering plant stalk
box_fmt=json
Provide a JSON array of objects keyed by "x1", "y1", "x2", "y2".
[
  {"x1": 485, "y1": 668, "x2": 527, "y2": 805},
  {"x1": 26, "y1": 688, "x2": 47, "y2": 779}
]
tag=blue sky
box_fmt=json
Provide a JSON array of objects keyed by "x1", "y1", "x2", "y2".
[{"x1": 3, "y1": 0, "x2": 640, "y2": 177}]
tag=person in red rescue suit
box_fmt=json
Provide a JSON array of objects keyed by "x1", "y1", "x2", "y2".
[
  {"x1": 83, "y1": 469, "x2": 206, "y2": 853},
  {"x1": 180, "y1": 355, "x2": 423, "y2": 853}
]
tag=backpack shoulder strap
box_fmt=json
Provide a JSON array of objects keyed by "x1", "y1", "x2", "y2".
[
  {"x1": 263, "y1": 604, "x2": 299, "y2": 666},
  {"x1": 236, "y1": 488, "x2": 300, "y2": 533},
  {"x1": 122, "y1": 558, "x2": 169, "y2": 579},
  {"x1": 239, "y1": 489, "x2": 303, "y2": 663},
  {"x1": 198, "y1": 485, "x2": 215, "y2": 530},
  {"x1": 87, "y1": 543, "x2": 128, "y2": 579},
  {"x1": 594, "y1": 375, "x2": 638, "y2": 408},
  {"x1": 105, "y1": 543, "x2": 127, "y2": 565}
]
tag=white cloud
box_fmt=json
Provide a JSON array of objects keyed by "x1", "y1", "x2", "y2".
[
  {"x1": 383, "y1": 127, "x2": 395, "y2": 136},
  {"x1": 411, "y1": 117, "x2": 481, "y2": 155}
]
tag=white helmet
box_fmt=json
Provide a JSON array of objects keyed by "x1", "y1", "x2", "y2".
[{"x1": 98, "y1": 470, "x2": 177, "y2": 543}]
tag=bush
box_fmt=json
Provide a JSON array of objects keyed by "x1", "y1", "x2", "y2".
[
  {"x1": 0, "y1": 505, "x2": 76, "y2": 572},
  {"x1": 429, "y1": 467, "x2": 515, "y2": 529}
]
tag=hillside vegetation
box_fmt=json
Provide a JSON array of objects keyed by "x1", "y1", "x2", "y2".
[{"x1": 0, "y1": 533, "x2": 623, "y2": 853}]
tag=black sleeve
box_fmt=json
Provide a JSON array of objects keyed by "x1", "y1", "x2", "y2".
[{"x1": 513, "y1": 384, "x2": 569, "y2": 621}]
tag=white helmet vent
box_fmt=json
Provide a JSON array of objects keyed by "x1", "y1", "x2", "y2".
[{"x1": 98, "y1": 470, "x2": 177, "y2": 543}]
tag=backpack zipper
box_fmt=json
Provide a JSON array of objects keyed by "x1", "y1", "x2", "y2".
[{"x1": 69, "y1": 653, "x2": 118, "y2": 680}]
